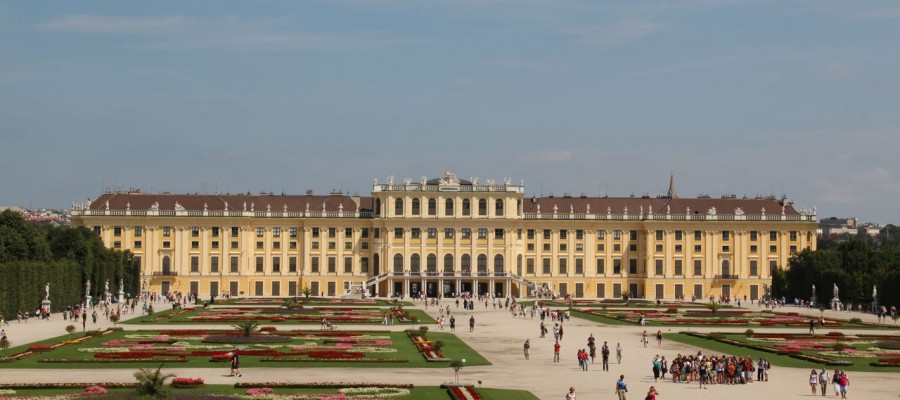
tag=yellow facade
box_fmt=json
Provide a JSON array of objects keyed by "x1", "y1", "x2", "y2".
[{"x1": 70, "y1": 171, "x2": 817, "y2": 301}]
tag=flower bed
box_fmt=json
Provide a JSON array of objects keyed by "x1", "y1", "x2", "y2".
[
  {"x1": 171, "y1": 377, "x2": 204, "y2": 388},
  {"x1": 583, "y1": 308, "x2": 847, "y2": 327},
  {"x1": 448, "y1": 385, "x2": 482, "y2": 400}
]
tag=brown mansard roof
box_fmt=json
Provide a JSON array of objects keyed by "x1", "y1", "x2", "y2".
[
  {"x1": 89, "y1": 193, "x2": 373, "y2": 213},
  {"x1": 524, "y1": 196, "x2": 799, "y2": 216}
]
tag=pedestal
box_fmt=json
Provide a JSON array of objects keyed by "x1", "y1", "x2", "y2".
[
  {"x1": 810, "y1": 295, "x2": 817, "y2": 308},
  {"x1": 84, "y1": 295, "x2": 92, "y2": 309},
  {"x1": 118, "y1": 290, "x2": 125, "y2": 304},
  {"x1": 41, "y1": 299, "x2": 51, "y2": 314},
  {"x1": 831, "y1": 298, "x2": 840, "y2": 311}
]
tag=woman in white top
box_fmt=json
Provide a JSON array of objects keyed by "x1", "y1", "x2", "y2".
[
  {"x1": 566, "y1": 387, "x2": 576, "y2": 400},
  {"x1": 809, "y1": 369, "x2": 819, "y2": 395}
]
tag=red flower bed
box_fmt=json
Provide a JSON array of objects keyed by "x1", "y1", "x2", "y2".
[
  {"x1": 28, "y1": 345, "x2": 54, "y2": 352},
  {"x1": 235, "y1": 349, "x2": 283, "y2": 357},
  {"x1": 190, "y1": 351, "x2": 231, "y2": 357},
  {"x1": 448, "y1": 385, "x2": 482, "y2": 400},
  {"x1": 877, "y1": 358, "x2": 900, "y2": 364},
  {"x1": 95, "y1": 352, "x2": 157, "y2": 359},
  {"x1": 307, "y1": 351, "x2": 366, "y2": 359},
  {"x1": 172, "y1": 377, "x2": 204, "y2": 386}
]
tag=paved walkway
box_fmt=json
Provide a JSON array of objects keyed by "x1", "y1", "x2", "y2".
[{"x1": 1, "y1": 300, "x2": 898, "y2": 399}]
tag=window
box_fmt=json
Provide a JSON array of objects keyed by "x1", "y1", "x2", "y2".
[
  {"x1": 542, "y1": 258, "x2": 551, "y2": 274},
  {"x1": 163, "y1": 227, "x2": 171, "y2": 237},
  {"x1": 134, "y1": 226, "x2": 142, "y2": 237},
  {"x1": 345, "y1": 228, "x2": 353, "y2": 237},
  {"x1": 543, "y1": 229, "x2": 551, "y2": 240},
  {"x1": 411, "y1": 228, "x2": 421, "y2": 239},
  {"x1": 597, "y1": 244, "x2": 605, "y2": 252},
  {"x1": 694, "y1": 230, "x2": 702, "y2": 240},
  {"x1": 559, "y1": 258, "x2": 567, "y2": 274},
  {"x1": 559, "y1": 244, "x2": 567, "y2": 251},
  {"x1": 477, "y1": 228, "x2": 487, "y2": 239},
  {"x1": 255, "y1": 257, "x2": 264, "y2": 272},
  {"x1": 722, "y1": 245, "x2": 731, "y2": 252},
  {"x1": 693, "y1": 260, "x2": 702, "y2": 276},
  {"x1": 192, "y1": 241, "x2": 199, "y2": 249},
  {"x1": 656, "y1": 230, "x2": 663, "y2": 241},
  {"x1": 311, "y1": 256, "x2": 320, "y2": 273},
  {"x1": 750, "y1": 245, "x2": 758, "y2": 253},
  {"x1": 613, "y1": 259, "x2": 622, "y2": 274},
  {"x1": 675, "y1": 244, "x2": 682, "y2": 252},
  {"x1": 543, "y1": 243, "x2": 550, "y2": 251},
  {"x1": 560, "y1": 230, "x2": 568, "y2": 240},
  {"x1": 192, "y1": 226, "x2": 199, "y2": 237},
  {"x1": 769, "y1": 260, "x2": 778, "y2": 274},
  {"x1": 656, "y1": 245, "x2": 664, "y2": 252},
  {"x1": 271, "y1": 281, "x2": 280, "y2": 296},
  {"x1": 613, "y1": 230, "x2": 622, "y2": 240},
  {"x1": 230, "y1": 241, "x2": 238, "y2": 249},
  {"x1": 596, "y1": 283, "x2": 606, "y2": 298},
  {"x1": 462, "y1": 228, "x2": 471, "y2": 239},
  {"x1": 328, "y1": 242, "x2": 336, "y2": 250},
  {"x1": 212, "y1": 227, "x2": 219, "y2": 237},
  {"x1": 445, "y1": 199, "x2": 454, "y2": 216},
  {"x1": 257, "y1": 227, "x2": 264, "y2": 237},
  {"x1": 329, "y1": 228, "x2": 336, "y2": 238},
  {"x1": 134, "y1": 241, "x2": 142, "y2": 249},
  {"x1": 596, "y1": 259, "x2": 605, "y2": 274},
  {"x1": 722, "y1": 231, "x2": 730, "y2": 241},
  {"x1": 655, "y1": 259, "x2": 663, "y2": 276},
  {"x1": 444, "y1": 228, "x2": 454, "y2": 239},
  {"x1": 462, "y1": 199, "x2": 470, "y2": 215},
  {"x1": 675, "y1": 259, "x2": 683, "y2": 275},
  {"x1": 344, "y1": 257, "x2": 353, "y2": 273},
  {"x1": 344, "y1": 242, "x2": 352, "y2": 250},
  {"x1": 749, "y1": 260, "x2": 758, "y2": 276},
  {"x1": 361, "y1": 228, "x2": 369, "y2": 238},
  {"x1": 790, "y1": 245, "x2": 797, "y2": 254},
  {"x1": 576, "y1": 229, "x2": 583, "y2": 240},
  {"x1": 411, "y1": 198, "x2": 420, "y2": 215},
  {"x1": 273, "y1": 227, "x2": 281, "y2": 237},
  {"x1": 478, "y1": 199, "x2": 487, "y2": 215},
  {"x1": 210, "y1": 256, "x2": 219, "y2": 273},
  {"x1": 289, "y1": 257, "x2": 297, "y2": 273},
  {"x1": 629, "y1": 230, "x2": 638, "y2": 241},
  {"x1": 256, "y1": 241, "x2": 263, "y2": 250},
  {"x1": 613, "y1": 244, "x2": 621, "y2": 252},
  {"x1": 527, "y1": 229, "x2": 535, "y2": 239},
  {"x1": 494, "y1": 229, "x2": 504, "y2": 239},
  {"x1": 360, "y1": 257, "x2": 369, "y2": 273},
  {"x1": 750, "y1": 231, "x2": 758, "y2": 241},
  {"x1": 113, "y1": 241, "x2": 121, "y2": 249},
  {"x1": 312, "y1": 228, "x2": 320, "y2": 237},
  {"x1": 629, "y1": 244, "x2": 637, "y2": 252},
  {"x1": 328, "y1": 257, "x2": 336, "y2": 273},
  {"x1": 527, "y1": 258, "x2": 535, "y2": 274},
  {"x1": 769, "y1": 245, "x2": 777, "y2": 252},
  {"x1": 394, "y1": 199, "x2": 404, "y2": 215},
  {"x1": 273, "y1": 241, "x2": 280, "y2": 250},
  {"x1": 495, "y1": 199, "x2": 503, "y2": 215},
  {"x1": 428, "y1": 228, "x2": 437, "y2": 238},
  {"x1": 790, "y1": 231, "x2": 797, "y2": 241},
  {"x1": 272, "y1": 256, "x2": 280, "y2": 272},
  {"x1": 211, "y1": 241, "x2": 219, "y2": 249},
  {"x1": 394, "y1": 228, "x2": 403, "y2": 238},
  {"x1": 675, "y1": 230, "x2": 683, "y2": 241},
  {"x1": 770, "y1": 231, "x2": 778, "y2": 241},
  {"x1": 428, "y1": 198, "x2": 436, "y2": 215},
  {"x1": 694, "y1": 245, "x2": 701, "y2": 253},
  {"x1": 597, "y1": 230, "x2": 605, "y2": 240},
  {"x1": 163, "y1": 241, "x2": 171, "y2": 248},
  {"x1": 576, "y1": 243, "x2": 583, "y2": 251},
  {"x1": 114, "y1": 227, "x2": 122, "y2": 237},
  {"x1": 231, "y1": 227, "x2": 239, "y2": 236},
  {"x1": 374, "y1": 228, "x2": 380, "y2": 238},
  {"x1": 230, "y1": 256, "x2": 239, "y2": 273},
  {"x1": 629, "y1": 259, "x2": 637, "y2": 274},
  {"x1": 360, "y1": 242, "x2": 367, "y2": 250},
  {"x1": 527, "y1": 243, "x2": 534, "y2": 251},
  {"x1": 575, "y1": 258, "x2": 583, "y2": 274}
]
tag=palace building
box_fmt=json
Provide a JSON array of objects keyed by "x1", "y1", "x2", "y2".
[{"x1": 70, "y1": 171, "x2": 818, "y2": 301}]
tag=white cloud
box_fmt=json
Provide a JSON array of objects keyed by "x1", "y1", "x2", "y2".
[{"x1": 38, "y1": 15, "x2": 192, "y2": 33}]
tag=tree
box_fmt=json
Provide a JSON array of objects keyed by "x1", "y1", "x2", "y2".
[
  {"x1": 620, "y1": 290, "x2": 631, "y2": 305},
  {"x1": 0, "y1": 337, "x2": 9, "y2": 357},
  {"x1": 65, "y1": 324, "x2": 76, "y2": 339},
  {"x1": 233, "y1": 320, "x2": 260, "y2": 337},
  {"x1": 302, "y1": 286, "x2": 313, "y2": 298},
  {"x1": 134, "y1": 365, "x2": 175, "y2": 397},
  {"x1": 449, "y1": 358, "x2": 466, "y2": 384}
]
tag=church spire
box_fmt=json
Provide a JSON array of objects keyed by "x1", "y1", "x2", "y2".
[{"x1": 667, "y1": 173, "x2": 678, "y2": 198}]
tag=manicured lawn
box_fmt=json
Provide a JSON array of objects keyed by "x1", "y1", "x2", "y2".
[
  {"x1": 216, "y1": 297, "x2": 413, "y2": 307},
  {"x1": 0, "y1": 384, "x2": 535, "y2": 399},
  {"x1": 0, "y1": 329, "x2": 489, "y2": 369},
  {"x1": 126, "y1": 306, "x2": 432, "y2": 326},
  {"x1": 667, "y1": 332, "x2": 900, "y2": 372},
  {"x1": 573, "y1": 308, "x2": 882, "y2": 329}
]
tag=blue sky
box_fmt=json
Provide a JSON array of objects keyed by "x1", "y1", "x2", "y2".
[{"x1": 1, "y1": 1, "x2": 898, "y2": 223}]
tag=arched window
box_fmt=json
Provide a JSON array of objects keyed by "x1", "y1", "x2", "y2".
[
  {"x1": 478, "y1": 199, "x2": 487, "y2": 216},
  {"x1": 393, "y1": 254, "x2": 404, "y2": 273},
  {"x1": 477, "y1": 254, "x2": 488, "y2": 275},
  {"x1": 461, "y1": 254, "x2": 471, "y2": 274},
  {"x1": 394, "y1": 199, "x2": 404, "y2": 216},
  {"x1": 162, "y1": 256, "x2": 171, "y2": 274},
  {"x1": 722, "y1": 260, "x2": 731, "y2": 277},
  {"x1": 428, "y1": 199, "x2": 436, "y2": 216},
  {"x1": 443, "y1": 254, "x2": 454, "y2": 274},
  {"x1": 411, "y1": 199, "x2": 420, "y2": 215},
  {"x1": 495, "y1": 199, "x2": 504, "y2": 216},
  {"x1": 411, "y1": 254, "x2": 421, "y2": 274},
  {"x1": 445, "y1": 199, "x2": 454, "y2": 216},
  {"x1": 494, "y1": 254, "x2": 504, "y2": 275},
  {"x1": 462, "y1": 199, "x2": 471, "y2": 216},
  {"x1": 374, "y1": 199, "x2": 381, "y2": 216},
  {"x1": 427, "y1": 254, "x2": 437, "y2": 274}
]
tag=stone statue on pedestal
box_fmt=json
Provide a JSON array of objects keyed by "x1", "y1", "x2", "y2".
[{"x1": 45, "y1": 282, "x2": 50, "y2": 301}]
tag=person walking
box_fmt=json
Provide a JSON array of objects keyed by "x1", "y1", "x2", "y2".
[
  {"x1": 523, "y1": 339, "x2": 530, "y2": 360},
  {"x1": 449, "y1": 316, "x2": 456, "y2": 332},
  {"x1": 229, "y1": 351, "x2": 242, "y2": 377},
  {"x1": 615, "y1": 375, "x2": 628, "y2": 400},
  {"x1": 809, "y1": 369, "x2": 819, "y2": 395},
  {"x1": 641, "y1": 331, "x2": 649, "y2": 348},
  {"x1": 616, "y1": 342, "x2": 622, "y2": 363},
  {"x1": 656, "y1": 330, "x2": 663, "y2": 347},
  {"x1": 819, "y1": 369, "x2": 829, "y2": 396},
  {"x1": 832, "y1": 370, "x2": 841, "y2": 397},
  {"x1": 809, "y1": 319, "x2": 816, "y2": 335},
  {"x1": 553, "y1": 340, "x2": 561, "y2": 363},
  {"x1": 468, "y1": 315, "x2": 475, "y2": 332},
  {"x1": 645, "y1": 386, "x2": 659, "y2": 400},
  {"x1": 839, "y1": 371, "x2": 849, "y2": 399},
  {"x1": 601, "y1": 341, "x2": 610, "y2": 371},
  {"x1": 565, "y1": 387, "x2": 576, "y2": 400}
]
